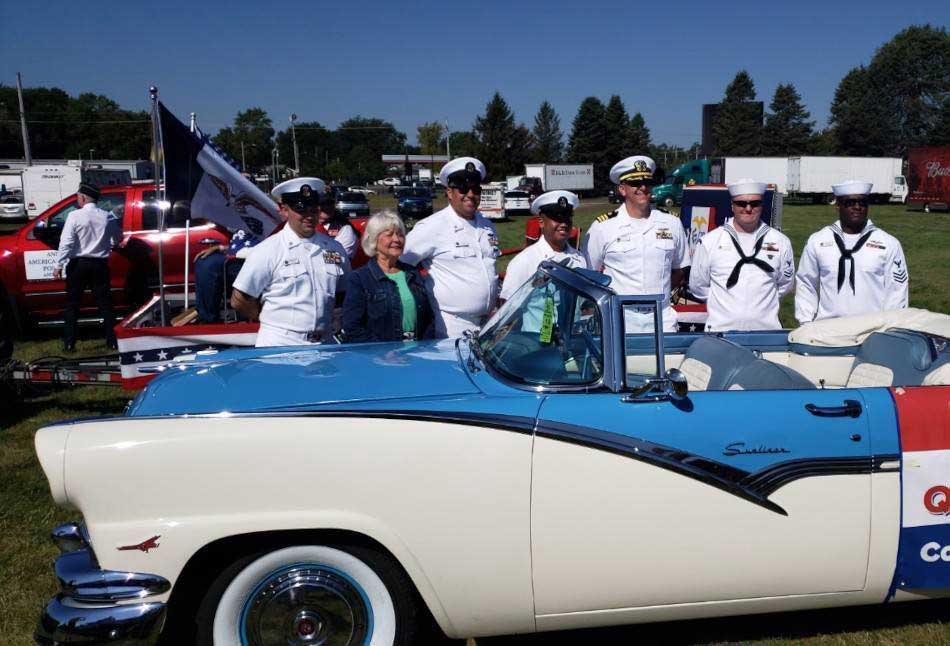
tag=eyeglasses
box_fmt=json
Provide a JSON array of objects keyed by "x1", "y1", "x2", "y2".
[
  {"x1": 622, "y1": 179, "x2": 654, "y2": 189},
  {"x1": 840, "y1": 198, "x2": 868, "y2": 208},
  {"x1": 732, "y1": 200, "x2": 763, "y2": 209},
  {"x1": 450, "y1": 182, "x2": 482, "y2": 195}
]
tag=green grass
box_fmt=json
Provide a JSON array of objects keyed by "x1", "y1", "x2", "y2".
[{"x1": 1, "y1": 201, "x2": 948, "y2": 644}]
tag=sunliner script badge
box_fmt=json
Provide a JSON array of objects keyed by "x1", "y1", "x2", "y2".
[
  {"x1": 723, "y1": 442, "x2": 791, "y2": 456},
  {"x1": 118, "y1": 535, "x2": 161, "y2": 553}
]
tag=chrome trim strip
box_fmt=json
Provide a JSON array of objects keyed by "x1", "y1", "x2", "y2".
[
  {"x1": 35, "y1": 595, "x2": 166, "y2": 645},
  {"x1": 741, "y1": 456, "x2": 874, "y2": 497},
  {"x1": 55, "y1": 548, "x2": 170, "y2": 602}
]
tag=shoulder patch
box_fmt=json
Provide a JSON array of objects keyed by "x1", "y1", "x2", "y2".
[{"x1": 595, "y1": 209, "x2": 618, "y2": 223}]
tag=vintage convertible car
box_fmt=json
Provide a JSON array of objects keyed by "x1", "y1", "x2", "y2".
[{"x1": 34, "y1": 261, "x2": 950, "y2": 644}]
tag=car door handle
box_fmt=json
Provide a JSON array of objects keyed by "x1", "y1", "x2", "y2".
[
  {"x1": 805, "y1": 399, "x2": 862, "y2": 418},
  {"x1": 198, "y1": 238, "x2": 219, "y2": 245}
]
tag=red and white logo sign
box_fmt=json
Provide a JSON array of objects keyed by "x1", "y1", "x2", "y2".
[{"x1": 925, "y1": 485, "x2": 950, "y2": 516}]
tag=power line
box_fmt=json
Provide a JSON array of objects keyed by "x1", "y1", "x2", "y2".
[{"x1": 0, "y1": 119, "x2": 150, "y2": 124}]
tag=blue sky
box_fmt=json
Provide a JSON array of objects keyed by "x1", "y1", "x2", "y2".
[{"x1": 3, "y1": 0, "x2": 948, "y2": 147}]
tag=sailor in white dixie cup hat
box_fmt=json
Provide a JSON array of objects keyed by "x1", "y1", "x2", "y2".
[
  {"x1": 401, "y1": 156, "x2": 500, "y2": 338},
  {"x1": 688, "y1": 178, "x2": 795, "y2": 331},
  {"x1": 499, "y1": 191, "x2": 587, "y2": 331},
  {"x1": 582, "y1": 155, "x2": 689, "y2": 332},
  {"x1": 795, "y1": 180, "x2": 908, "y2": 323},
  {"x1": 231, "y1": 177, "x2": 350, "y2": 347}
]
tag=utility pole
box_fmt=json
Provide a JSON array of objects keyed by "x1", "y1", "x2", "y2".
[
  {"x1": 444, "y1": 119, "x2": 451, "y2": 159},
  {"x1": 241, "y1": 141, "x2": 246, "y2": 171},
  {"x1": 189, "y1": 112, "x2": 197, "y2": 133},
  {"x1": 15, "y1": 72, "x2": 32, "y2": 165},
  {"x1": 290, "y1": 113, "x2": 300, "y2": 176}
]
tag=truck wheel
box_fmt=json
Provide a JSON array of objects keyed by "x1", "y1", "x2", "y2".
[
  {"x1": 924, "y1": 203, "x2": 931, "y2": 213},
  {"x1": 663, "y1": 196, "x2": 675, "y2": 208},
  {"x1": 197, "y1": 544, "x2": 418, "y2": 645}
]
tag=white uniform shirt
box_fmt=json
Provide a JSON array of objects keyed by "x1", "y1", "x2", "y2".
[
  {"x1": 332, "y1": 223, "x2": 358, "y2": 258},
  {"x1": 795, "y1": 220, "x2": 908, "y2": 323},
  {"x1": 55, "y1": 202, "x2": 123, "y2": 269},
  {"x1": 689, "y1": 220, "x2": 794, "y2": 331},
  {"x1": 401, "y1": 205, "x2": 500, "y2": 329},
  {"x1": 582, "y1": 206, "x2": 689, "y2": 331},
  {"x1": 232, "y1": 225, "x2": 349, "y2": 341},
  {"x1": 500, "y1": 237, "x2": 588, "y2": 333}
]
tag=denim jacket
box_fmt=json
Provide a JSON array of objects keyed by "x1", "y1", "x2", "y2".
[{"x1": 342, "y1": 260, "x2": 435, "y2": 343}]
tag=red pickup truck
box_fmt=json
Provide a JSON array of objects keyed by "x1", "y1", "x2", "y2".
[{"x1": 0, "y1": 184, "x2": 230, "y2": 334}]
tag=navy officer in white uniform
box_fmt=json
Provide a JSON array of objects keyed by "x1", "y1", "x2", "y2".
[
  {"x1": 795, "y1": 180, "x2": 908, "y2": 323},
  {"x1": 689, "y1": 179, "x2": 795, "y2": 331},
  {"x1": 401, "y1": 157, "x2": 500, "y2": 337},
  {"x1": 582, "y1": 155, "x2": 689, "y2": 332},
  {"x1": 231, "y1": 177, "x2": 350, "y2": 347}
]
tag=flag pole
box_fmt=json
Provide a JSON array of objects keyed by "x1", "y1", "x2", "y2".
[
  {"x1": 150, "y1": 86, "x2": 167, "y2": 326},
  {"x1": 182, "y1": 112, "x2": 197, "y2": 310}
]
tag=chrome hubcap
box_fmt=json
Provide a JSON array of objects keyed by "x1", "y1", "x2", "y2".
[{"x1": 242, "y1": 565, "x2": 369, "y2": 645}]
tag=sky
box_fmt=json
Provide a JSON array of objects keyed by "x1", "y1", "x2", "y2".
[{"x1": 2, "y1": 0, "x2": 948, "y2": 149}]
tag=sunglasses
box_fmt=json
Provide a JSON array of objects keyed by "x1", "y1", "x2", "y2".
[
  {"x1": 840, "y1": 198, "x2": 869, "y2": 208},
  {"x1": 450, "y1": 182, "x2": 482, "y2": 195},
  {"x1": 622, "y1": 179, "x2": 654, "y2": 189},
  {"x1": 732, "y1": 200, "x2": 763, "y2": 209}
]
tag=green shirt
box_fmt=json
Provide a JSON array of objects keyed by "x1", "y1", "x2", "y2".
[{"x1": 384, "y1": 270, "x2": 416, "y2": 335}]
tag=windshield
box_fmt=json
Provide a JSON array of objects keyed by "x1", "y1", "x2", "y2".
[
  {"x1": 478, "y1": 270, "x2": 603, "y2": 386},
  {"x1": 340, "y1": 192, "x2": 367, "y2": 202}
]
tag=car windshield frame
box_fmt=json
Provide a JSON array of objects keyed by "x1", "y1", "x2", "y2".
[{"x1": 339, "y1": 192, "x2": 367, "y2": 202}]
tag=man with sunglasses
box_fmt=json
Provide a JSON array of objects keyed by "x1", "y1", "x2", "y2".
[
  {"x1": 795, "y1": 181, "x2": 908, "y2": 323},
  {"x1": 402, "y1": 157, "x2": 500, "y2": 337},
  {"x1": 689, "y1": 179, "x2": 794, "y2": 331},
  {"x1": 582, "y1": 155, "x2": 689, "y2": 332},
  {"x1": 231, "y1": 177, "x2": 350, "y2": 347}
]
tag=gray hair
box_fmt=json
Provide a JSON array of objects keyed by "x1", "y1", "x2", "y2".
[{"x1": 361, "y1": 210, "x2": 406, "y2": 256}]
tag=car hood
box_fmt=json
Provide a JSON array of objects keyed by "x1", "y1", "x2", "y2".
[
  {"x1": 127, "y1": 338, "x2": 479, "y2": 416},
  {"x1": 399, "y1": 197, "x2": 430, "y2": 204}
]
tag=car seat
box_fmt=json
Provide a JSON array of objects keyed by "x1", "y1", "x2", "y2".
[
  {"x1": 726, "y1": 358, "x2": 816, "y2": 390},
  {"x1": 679, "y1": 336, "x2": 757, "y2": 391},
  {"x1": 846, "y1": 330, "x2": 949, "y2": 387}
]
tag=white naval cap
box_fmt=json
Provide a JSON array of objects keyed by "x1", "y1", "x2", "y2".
[
  {"x1": 609, "y1": 155, "x2": 656, "y2": 184},
  {"x1": 439, "y1": 157, "x2": 487, "y2": 187},
  {"x1": 531, "y1": 190, "x2": 579, "y2": 216},
  {"x1": 272, "y1": 177, "x2": 326, "y2": 204},
  {"x1": 832, "y1": 180, "x2": 873, "y2": 197},
  {"x1": 727, "y1": 178, "x2": 767, "y2": 197}
]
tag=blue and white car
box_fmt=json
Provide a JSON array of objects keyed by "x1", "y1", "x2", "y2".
[{"x1": 33, "y1": 261, "x2": 950, "y2": 644}]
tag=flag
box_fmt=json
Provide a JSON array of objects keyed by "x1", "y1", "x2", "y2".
[{"x1": 158, "y1": 102, "x2": 281, "y2": 238}]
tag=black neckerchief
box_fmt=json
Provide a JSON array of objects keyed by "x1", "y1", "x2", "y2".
[
  {"x1": 832, "y1": 229, "x2": 874, "y2": 293},
  {"x1": 725, "y1": 228, "x2": 774, "y2": 289}
]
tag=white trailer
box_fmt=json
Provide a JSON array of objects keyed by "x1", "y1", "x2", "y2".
[
  {"x1": 22, "y1": 163, "x2": 82, "y2": 219},
  {"x1": 709, "y1": 157, "x2": 789, "y2": 194},
  {"x1": 524, "y1": 164, "x2": 594, "y2": 192},
  {"x1": 505, "y1": 175, "x2": 523, "y2": 190},
  {"x1": 787, "y1": 157, "x2": 906, "y2": 203}
]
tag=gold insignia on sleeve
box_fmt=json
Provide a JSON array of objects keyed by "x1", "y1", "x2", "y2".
[{"x1": 595, "y1": 209, "x2": 618, "y2": 223}]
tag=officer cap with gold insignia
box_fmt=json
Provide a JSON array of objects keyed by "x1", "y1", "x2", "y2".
[
  {"x1": 832, "y1": 180, "x2": 873, "y2": 197},
  {"x1": 609, "y1": 155, "x2": 657, "y2": 185},
  {"x1": 272, "y1": 177, "x2": 326, "y2": 210},
  {"x1": 531, "y1": 190, "x2": 579, "y2": 218},
  {"x1": 727, "y1": 178, "x2": 767, "y2": 197},
  {"x1": 439, "y1": 157, "x2": 487, "y2": 188}
]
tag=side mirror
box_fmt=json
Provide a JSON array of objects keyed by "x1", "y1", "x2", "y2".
[
  {"x1": 667, "y1": 368, "x2": 688, "y2": 400},
  {"x1": 33, "y1": 219, "x2": 61, "y2": 244}
]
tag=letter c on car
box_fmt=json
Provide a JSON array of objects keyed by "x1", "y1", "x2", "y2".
[
  {"x1": 924, "y1": 485, "x2": 950, "y2": 514},
  {"x1": 920, "y1": 542, "x2": 941, "y2": 563}
]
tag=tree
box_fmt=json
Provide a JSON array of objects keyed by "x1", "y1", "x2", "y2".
[
  {"x1": 334, "y1": 116, "x2": 406, "y2": 181},
  {"x1": 531, "y1": 100, "x2": 563, "y2": 162},
  {"x1": 213, "y1": 108, "x2": 274, "y2": 171},
  {"x1": 603, "y1": 95, "x2": 630, "y2": 163},
  {"x1": 417, "y1": 121, "x2": 445, "y2": 155},
  {"x1": 761, "y1": 83, "x2": 814, "y2": 155},
  {"x1": 930, "y1": 97, "x2": 950, "y2": 146},
  {"x1": 276, "y1": 121, "x2": 332, "y2": 177},
  {"x1": 807, "y1": 129, "x2": 837, "y2": 155},
  {"x1": 567, "y1": 97, "x2": 608, "y2": 191},
  {"x1": 829, "y1": 66, "x2": 891, "y2": 156},
  {"x1": 448, "y1": 130, "x2": 479, "y2": 158},
  {"x1": 472, "y1": 92, "x2": 529, "y2": 179},
  {"x1": 712, "y1": 71, "x2": 762, "y2": 155},
  {"x1": 865, "y1": 25, "x2": 950, "y2": 155},
  {"x1": 625, "y1": 112, "x2": 652, "y2": 155}
]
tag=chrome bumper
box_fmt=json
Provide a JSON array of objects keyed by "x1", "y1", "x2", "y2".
[{"x1": 35, "y1": 523, "x2": 169, "y2": 645}]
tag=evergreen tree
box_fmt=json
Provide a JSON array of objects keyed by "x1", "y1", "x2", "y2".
[
  {"x1": 829, "y1": 66, "x2": 891, "y2": 155},
  {"x1": 567, "y1": 97, "x2": 608, "y2": 191},
  {"x1": 866, "y1": 24, "x2": 950, "y2": 154},
  {"x1": 930, "y1": 97, "x2": 950, "y2": 146},
  {"x1": 448, "y1": 130, "x2": 479, "y2": 158},
  {"x1": 807, "y1": 129, "x2": 837, "y2": 155},
  {"x1": 531, "y1": 100, "x2": 563, "y2": 162},
  {"x1": 712, "y1": 71, "x2": 762, "y2": 155},
  {"x1": 625, "y1": 112, "x2": 652, "y2": 155},
  {"x1": 473, "y1": 92, "x2": 528, "y2": 179},
  {"x1": 761, "y1": 83, "x2": 814, "y2": 155},
  {"x1": 213, "y1": 108, "x2": 274, "y2": 171},
  {"x1": 276, "y1": 121, "x2": 331, "y2": 177},
  {"x1": 603, "y1": 95, "x2": 630, "y2": 162}
]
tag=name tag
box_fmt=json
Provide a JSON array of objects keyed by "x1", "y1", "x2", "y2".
[
  {"x1": 762, "y1": 242, "x2": 779, "y2": 252},
  {"x1": 655, "y1": 229, "x2": 673, "y2": 240},
  {"x1": 282, "y1": 258, "x2": 301, "y2": 267},
  {"x1": 866, "y1": 241, "x2": 886, "y2": 250},
  {"x1": 820, "y1": 241, "x2": 834, "y2": 247}
]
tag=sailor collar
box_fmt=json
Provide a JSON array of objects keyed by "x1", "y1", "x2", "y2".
[
  {"x1": 830, "y1": 219, "x2": 877, "y2": 237},
  {"x1": 724, "y1": 218, "x2": 770, "y2": 243}
]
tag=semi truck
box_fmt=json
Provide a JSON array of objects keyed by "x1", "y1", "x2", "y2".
[
  {"x1": 906, "y1": 146, "x2": 950, "y2": 213},
  {"x1": 652, "y1": 157, "x2": 789, "y2": 208},
  {"x1": 787, "y1": 157, "x2": 906, "y2": 204},
  {"x1": 522, "y1": 164, "x2": 595, "y2": 194}
]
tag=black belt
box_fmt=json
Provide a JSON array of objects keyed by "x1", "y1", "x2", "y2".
[
  {"x1": 832, "y1": 230, "x2": 873, "y2": 293},
  {"x1": 726, "y1": 234, "x2": 774, "y2": 289}
]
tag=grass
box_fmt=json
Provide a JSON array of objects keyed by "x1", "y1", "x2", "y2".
[{"x1": 1, "y1": 200, "x2": 948, "y2": 644}]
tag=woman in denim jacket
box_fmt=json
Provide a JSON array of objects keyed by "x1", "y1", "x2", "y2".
[{"x1": 342, "y1": 211, "x2": 435, "y2": 342}]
